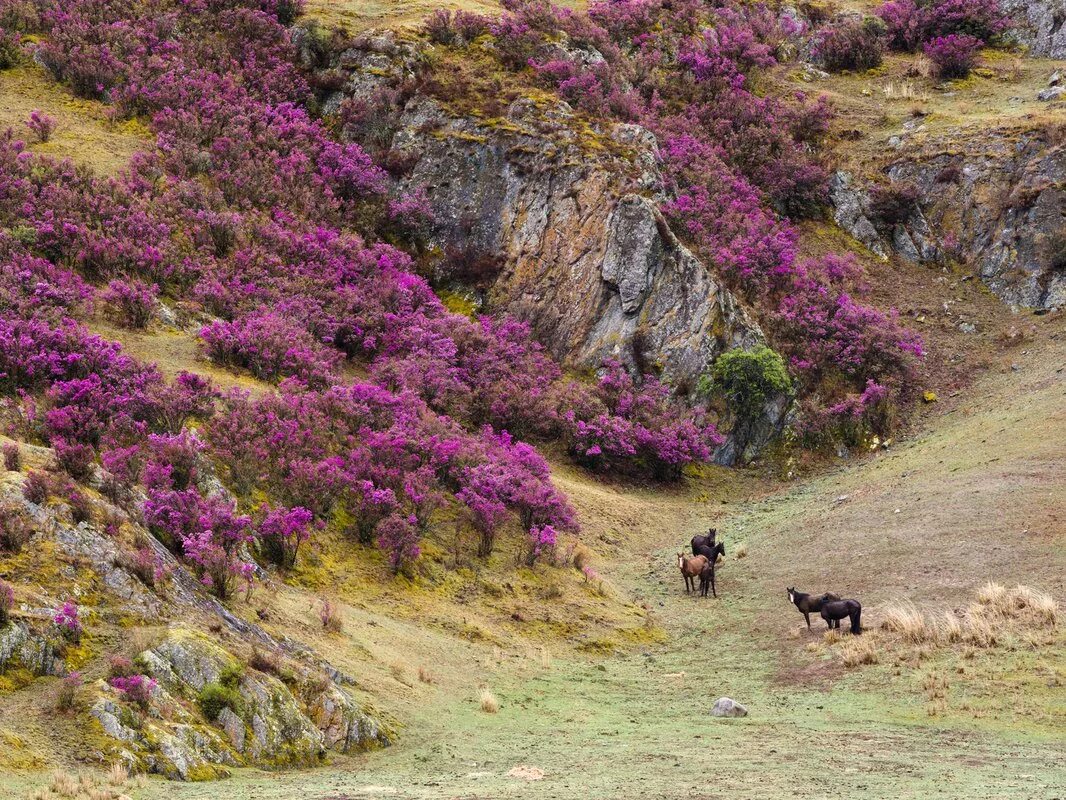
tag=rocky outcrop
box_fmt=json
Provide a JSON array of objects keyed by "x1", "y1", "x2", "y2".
[
  {"x1": 0, "y1": 469, "x2": 390, "y2": 780},
  {"x1": 386, "y1": 94, "x2": 765, "y2": 387},
  {"x1": 0, "y1": 621, "x2": 66, "y2": 678},
  {"x1": 830, "y1": 126, "x2": 1066, "y2": 311},
  {"x1": 887, "y1": 130, "x2": 1066, "y2": 310},
  {"x1": 1004, "y1": 0, "x2": 1066, "y2": 58},
  {"x1": 314, "y1": 31, "x2": 766, "y2": 394},
  {"x1": 91, "y1": 629, "x2": 391, "y2": 780}
]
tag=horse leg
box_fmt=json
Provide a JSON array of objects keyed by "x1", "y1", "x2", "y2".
[{"x1": 710, "y1": 569, "x2": 716, "y2": 598}]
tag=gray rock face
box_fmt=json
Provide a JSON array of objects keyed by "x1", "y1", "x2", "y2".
[
  {"x1": 386, "y1": 96, "x2": 765, "y2": 391},
  {"x1": 1003, "y1": 0, "x2": 1066, "y2": 58},
  {"x1": 0, "y1": 621, "x2": 65, "y2": 677},
  {"x1": 828, "y1": 171, "x2": 886, "y2": 258},
  {"x1": 710, "y1": 697, "x2": 748, "y2": 718},
  {"x1": 886, "y1": 131, "x2": 1066, "y2": 310}
]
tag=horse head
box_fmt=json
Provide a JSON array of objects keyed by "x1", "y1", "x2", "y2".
[{"x1": 787, "y1": 587, "x2": 796, "y2": 604}]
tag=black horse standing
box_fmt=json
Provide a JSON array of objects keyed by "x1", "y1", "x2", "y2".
[
  {"x1": 787, "y1": 588, "x2": 842, "y2": 629},
  {"x1": 691, "y1": 528, "x2": 722, "y2": 561},
  {"x1": 820, "y1": 599, "x2": 863, "y2": 634}
]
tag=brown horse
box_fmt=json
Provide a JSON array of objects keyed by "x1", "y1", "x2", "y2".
[{"x1": 678, "y1": 553, "x2": 708, "y2": 594}]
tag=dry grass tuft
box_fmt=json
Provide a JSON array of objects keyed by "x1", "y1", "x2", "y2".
[
  {"x1": 935, "y1": 611, "x2": 963, "y2": 644},
  {"x1": 822, "y1": 629, "x2": 841, "y2": 645},
  {"x1": 1010, "y1": 586, "x2": 1058, "y2": 625},
  {"x1": 417, "y1": 665, "x2": 434, "y2": 684},
  {"x1": 479, "y1": 687, "x2": 499, "y2": 713},
  {"x1": 962, "y1": 606, "x2": 998, "y2": 648},
  {"x1": 733, "y1": 542, "x2": 748, "y2": 559},
  {"x1": 540, "y1": 646, "x2": 551, "y2": 668},
  {"x1": 880, "y1": 601, "x2": 930, "y2": 642},
  {"x1": 318, "y1": 598, "x2": 343, "y2": 633},
  {"x1": 49, "y1": 769, "x2": 80, "y2": 798},
  {"x1": 839, "y1": 635, "x2": 879, "y2": 667},
  {"x1": 977, "y1": 581, "x2": 1008, "y2": 608},
  {"x1": 107, "y1": 762, "x2": 128, "y2": 787},
  {"x1": 922, "y1": 670, "x2": 949, "y2": 716}
]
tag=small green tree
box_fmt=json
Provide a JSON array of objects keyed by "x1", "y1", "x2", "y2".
[{"x1": 700, "y1": 346, "x2": 792, "y2": 426}]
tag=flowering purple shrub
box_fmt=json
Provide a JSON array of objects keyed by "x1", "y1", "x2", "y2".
[
  {"x1": 878, "y1": 0, "x2": 1010, "y2": 51},
  {"x1": 109, "y1": 673, "x2": 157, "y2": 710},
  {"x1": 257, "y1": 503, "x2": 313, "y2": 569},
  {"x1": 200, "y1": 314, "x2": 340, "y2": 388},
  {"x1": 101, "y1": 279, "x2": 157, "y2": 329},
  {"x1": 813, "y1": 18, "x2": 886, "y2": 72},
  {"x1": 0, "y1": 502, "x2": 31, "y2": 551},
  {"x1": 26, "y1": 110, "x2": 58, "y2": 143},
  {"x1": 53, "y1": 599, "x2": 82, "y2": 642},
  {"x1": 426, "y1": 9, "x2": 491, "y2": 44},
  {"x1": 2, "y1": 442, "x2": 19, "y2": 471},
  {"x1": 559, "y1": 362, "x2": 722, "y2": 479},
  {"x1": 923, "y1": 33, "x2": 982, "y2": 78},
  {"x1": 22, "y1": 470, "x2": 49, "y2": 504},
  {"x1": 119, "y1": 545, "x2": 172, "y2": 589}
]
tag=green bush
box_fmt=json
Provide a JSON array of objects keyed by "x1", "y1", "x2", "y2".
[
  {"x1": 700, "y1": 346, "x2": 792, "y2": 426},
  {"x1": 198, "y1": 681, "x2": 243, "y2": 721}
]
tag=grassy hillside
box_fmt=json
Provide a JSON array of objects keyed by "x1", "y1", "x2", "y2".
[
  {"x1": 1, "y1": 1, "x2": 1064, "y2": 798},
  {"x1": 9, "y1": 310, "x2": 1058, "y2": 800}
]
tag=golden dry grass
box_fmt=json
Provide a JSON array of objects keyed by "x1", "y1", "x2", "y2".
[
  {"x1": 839, "y1": 635, "x2": 879, "y2": 667},
  {"x1": 303, "y1": 0, "x2": 584, "y2": 33},
  {"x1": 734, "y1": 541, "x2": 748, "y2": 559},
  {"x1": 880, "y1": 601, "x2": 930, "y2": 643},
  {"x1": 479, "y1": 687, "x2": 499, "y2": 713}
]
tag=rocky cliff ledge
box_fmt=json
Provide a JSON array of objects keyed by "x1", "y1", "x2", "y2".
[{"x1": 314, "y1": 31, "x2": 765, "y2": 392}]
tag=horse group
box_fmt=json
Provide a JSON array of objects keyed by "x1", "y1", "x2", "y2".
[
  {"x1": 675, "y1": 528, "x2": 864, "y2": 635},
  {"x1": 676, "y1": 528, "x2": 725, "y2": 598}
]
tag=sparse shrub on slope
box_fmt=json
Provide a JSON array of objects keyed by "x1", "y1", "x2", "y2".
[
  {"x1": 700, "y1": 346, "x2": 792, "y2": 428},
  {"x1": 924, "y1": 33, "x2": 982, "y2": 78},
  {"x1": 0, "y1": 579, "x2": 14, "y2": 625},
  {"x1": 814, "y1": 18, "x2": 887, "y2": 72}
]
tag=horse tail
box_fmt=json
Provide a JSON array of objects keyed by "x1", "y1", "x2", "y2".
[{"x1": 851, "y1": 603, "x2": 862, "y2": 635}]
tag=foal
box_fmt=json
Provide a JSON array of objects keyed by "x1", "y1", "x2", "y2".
[
  {"x1": 698, "y1": 541, "x2": 726, "y2": 598},
  {"x1": 677, "y1": 553, "x2": 708, "y2": 594},
  {"x1": 787, "y1": 588, "x2": 842, "y2": 629}
]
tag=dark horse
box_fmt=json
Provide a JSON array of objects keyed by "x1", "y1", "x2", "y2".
[
  {"x1": 691, "y1": 528, "x2": 722, "y2": 561},
  {"x1": 698, "y1": 542, "x2": 725, "y2": 598},
  {"x1": 820, "y1": 599, "x2": 862, "y2": 634},
  {"x1": 787, "y1": 588, "x2": 842, "y2": 629}
]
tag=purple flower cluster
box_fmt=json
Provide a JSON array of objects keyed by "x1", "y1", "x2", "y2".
[
  {"x1": 878, "y1": 0, "x2": 1010, "y2": 51},
  {"x1": 108, "y1": 673, "x2": 157, "y2": 709},
  {"x1": 53, "y1": 598, "x2": 81, "y2": 641}
]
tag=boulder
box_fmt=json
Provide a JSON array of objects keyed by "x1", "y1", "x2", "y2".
[{"x1": 710, "y1": 697, "x2": 748, "y2": 718}]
